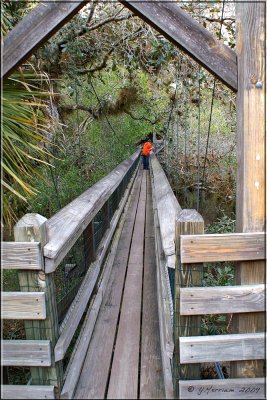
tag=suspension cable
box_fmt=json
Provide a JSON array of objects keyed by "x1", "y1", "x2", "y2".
[
  {"x1": 201, "y1": 0, "x2": 225, "y2": 195},
  {"x1": 196, "y1": 65, "x2": 201, "y2": 212}
]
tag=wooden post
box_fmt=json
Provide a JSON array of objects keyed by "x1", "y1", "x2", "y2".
[
  {"x1": 174, "y1": 209, "x2": 204, "y2": 393},
  {"x1": 14, "y1": 214, "x2": 63, "y2": 393},
  {"x1": 232, "y1": 2, "x2": 266, "y2": 378}
]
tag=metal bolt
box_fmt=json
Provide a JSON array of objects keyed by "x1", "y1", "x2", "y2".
[{"x1": 256, "y1": 81, "x2": 263, "y2": 89}]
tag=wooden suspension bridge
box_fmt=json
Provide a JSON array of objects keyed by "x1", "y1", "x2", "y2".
[{"x1": 1, "y1": 1, "x2": 266, "y2": 399}]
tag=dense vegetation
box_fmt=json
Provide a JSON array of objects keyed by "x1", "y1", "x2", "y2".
[
  {"x1": 2, "y1": 1, "x2": 236, "y2": 238},
  {"x1": 2, "y1": 0, "x2": 238, "y2": 384}
]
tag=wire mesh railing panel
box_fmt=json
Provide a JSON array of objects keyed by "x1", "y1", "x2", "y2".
[
  {"x1": 54, "y1": 234, "x2": 86, "y2": 322},
  {"x1": 93, "y1": 204, "x2": 110, "y2": 251},
  {"x1": 53, "y1": 156, "x2": 139, "y2": 323}
]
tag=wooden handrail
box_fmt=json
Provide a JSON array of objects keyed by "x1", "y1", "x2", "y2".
[
  {"x1": 150, "y1": 154, "x2": 181, "y2": 269},
  {"x1": 44, "y1": 151, "x2": 139, "y2": 272}
]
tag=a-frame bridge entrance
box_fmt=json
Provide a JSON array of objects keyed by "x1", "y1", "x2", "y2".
[{"x1": 1, "y1": 1, "x2": 265, "y2": 399}]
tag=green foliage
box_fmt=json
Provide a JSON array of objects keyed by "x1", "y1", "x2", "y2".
[
  {"x1": 2, "y1": 68, "x2": 53, "y2": 229},
  {"x1": 201, "y1": 211, "x2": 235, "y2": 335},
  {"x1": 206, "y1": 211, "x2": 236, "y2": 234},
  {"x1": 203, "y1": 264, "x2": 234, "y2": 287},
  {"x1": 201, "y1": 314, "x2": 229, "y2": 335}
]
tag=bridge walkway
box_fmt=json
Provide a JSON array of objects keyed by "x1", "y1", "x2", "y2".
[{"x1": 74, "y1": 169, "x2": 165, "y2": 399}]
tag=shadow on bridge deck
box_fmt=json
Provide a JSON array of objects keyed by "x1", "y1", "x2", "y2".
[{"x1": 74, "y1": 169, "x2": 165, "y2": 399}]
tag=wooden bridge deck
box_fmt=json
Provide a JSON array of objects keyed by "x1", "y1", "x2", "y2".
[{"x1": 74, "y1": 169, "x2": 165, "y2": 399}]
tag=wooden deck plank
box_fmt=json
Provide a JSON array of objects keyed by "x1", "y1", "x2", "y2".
[
  {"x1": 61, "y1": 167, "x2": 140, "y2": 400},
  {"x1": 107, "y1": 172, "x2": 147, "y2": 399},
  {"x1": 74, "y1": 170, "x2": 142, "y2": 399},
  {"x1": 140, "y1": 172, "x2": 165, "y2": 399}
]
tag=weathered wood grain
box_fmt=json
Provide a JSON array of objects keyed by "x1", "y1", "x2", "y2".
[
  {"x1": 61, "y1": 177, "x2": 135, "y2": 399},
  {"x1": 1, "y1": 242, "x2": 42, "y2": 270},
  {"x1": 175, "y1": 209, "x2": 204, "y2": 384},
  {"x1": 180, "y1": 232, "x2": 265, "y2": 263},
  {"x1": 140, "y1": 173, "x2": 165, "y2": 399},
  {"x1": 180, "y1": 284, "x2": 265, "y2": 315},
  {"x1": 122, "y1": 0, "x2": 237, "y2": 91},
  {"x1": 179, "y1": 378, "x2": 265, "y2": 399},
  {"x1": 180, "y1": 333, "x2": 264, "y2": 364},
  {"x1": 55, "y1": 163, "x2": 139, "y2": 362},
  {"x1": 2, "y1": 1, "x2": 88, "y2": 79},
  {"x1": 2, "y1": 340, "x2": 51, "y2": 367},
  {"x1": 44, "y1": 151, "x2": 139, "y2": 272},
  {"x1": 2, "y1": 292, "x2": 46, "y2": 320},
  {"x1": 54, "y1": 263, "x2": 100, "y2": 361},
  {"x1": 14, "y1": 213, "x2": 63, "y2": 390},
  {"x1": 107, "y1": 172, "x2": 146, "y2": 399},
  {"x1": 74, "y1": 171, "x2": 142, "y2": 399},
  {"x1": 150, "y1": 154, "x2": 181, "y2": 269},
  {"x1": 1, "y1": 385, "x2": 55, "y2": 399},
  {"x1": 233, "y1": 1, "x2": 266, "y2": 379},
  {"x1": 153, "y1": 208, "x2": 174, "y2": 399},
  {"x1": 3, "y1": 0, "x2": 237, "y2": 90}
]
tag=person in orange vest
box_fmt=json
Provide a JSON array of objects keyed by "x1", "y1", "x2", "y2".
[{"x1": 142, "y1": 139, "x2": 154, "y2": 170}]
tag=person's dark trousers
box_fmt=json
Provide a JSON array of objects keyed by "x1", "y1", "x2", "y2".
[{"x1": 142, "y1": 155, "x2": 149, "y2": 170}]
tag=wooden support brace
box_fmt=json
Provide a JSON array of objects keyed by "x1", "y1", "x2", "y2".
[
  {"x1": 174, "y1": 209, "x2": 204, "y2": 390},
  {"x1": 233, "y1": 1, "x2": 266, "y2": 379},
  {"x1": 14, "y1": 214, "x2": 63, "y2": 393},
  {"x1": 2, "y1": 1, "x2": 88, "y2": 79},
  {"x1": 122, "y1": 0, "x2": 237, "y2": 91}
]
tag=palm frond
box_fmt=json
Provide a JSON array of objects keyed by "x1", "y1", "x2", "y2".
[{"x1": 2, "y1": 66, "x2": 55, "y2": 230}]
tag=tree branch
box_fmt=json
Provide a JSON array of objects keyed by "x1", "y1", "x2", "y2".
[
  {"x1": 124, "y1": 109, "x2": 160, "y2": 125},
  {"x1": 77, "y1": 27, "x2": 143, "y2": 74},
  {"x1": 86, "y1": 12, "x2": 133, "y2": 32}
]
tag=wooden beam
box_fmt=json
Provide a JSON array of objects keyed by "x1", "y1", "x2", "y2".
[
  {"x1": 179, "y1": 378, "x2": 265, "y2": 399},
  {"x1": 180, "y1": 232, "x2": 265, "y2": 263},
  {"x1": 1, "y1": 242, "x2": 42, "y2": 270},
  {"x1": 54, "y1": 262, "x2": 100, "y2": 361},
  {"x1": 107, "y1": 173, "x2": 146, "y2": 399},
  {"x1": 2, "y1": 1, "x2": 88, "y2": 79},
  {"x1": 174, "y1": 209, "x2": 204, "y2": 385},
  {"x1": 1, "y1": 385, "x2": 55, "y2": 399},
  {"x1": 72, "y1": 171, "x2": 142, "y2": 400},
  {"x1": 3, "y1": 0, "x2": 238, "y2": 91},
  {"x1": 153, "y1": 209, "x2": 174, "y2": 399},
  {"x1": 122, "y1": 0, "x2": 237, "y2": 91},
  {"x1": 44, "y1": 151, "x2": 139, "y2": 272},
  {"x1": 150, "y1": 154, "x2": 181, "y2": 269},
  {"x1": 14, "y1": 213, "x2": 63, "y2": 390},
  {"x1": 61, "y1": 194, "x2": 129, "y2": 398},
  {"x1": 2, "y1": 292, "x2": 46, "y2": 320},
  {"x1": 180, "y1": 333, "x2": 264, "y2": 364},
  {"x1": 2, "y1": 340, "x2": 51, "y2": 367},
  {"x1": 180, "y1": 284, "x2": 265, "y2": 315},
  {"x1": 140, "y1": 173, "x2": 165, "y2": 400},
  {"x1": 233, "y1": 1, "x2": 266, "y2": 379}
]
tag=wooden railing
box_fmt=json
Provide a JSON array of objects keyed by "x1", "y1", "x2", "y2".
[
  {"x1": 150, "y1": 154, "x2": 181, "y2": 399},
  {"x1": 1, "y1": 152, "x2": 140, "y2": 400},
  {"x1": 176, "y1": 228, "x2": 265, "y2": 398},
  {"x1": 150, "y1": 153, "x2": 265, "y2": 399}
]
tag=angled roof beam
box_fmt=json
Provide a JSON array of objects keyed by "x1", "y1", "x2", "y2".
[
  {"x1": 2, "y1": 1, "x2": 89, "y2": 79},
  {"x1": 122, "y1": 1, "x2": 237, "y2": 91},
  {"x1": 2, "y1": 0, "x2": 237, "y2": 92}
]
